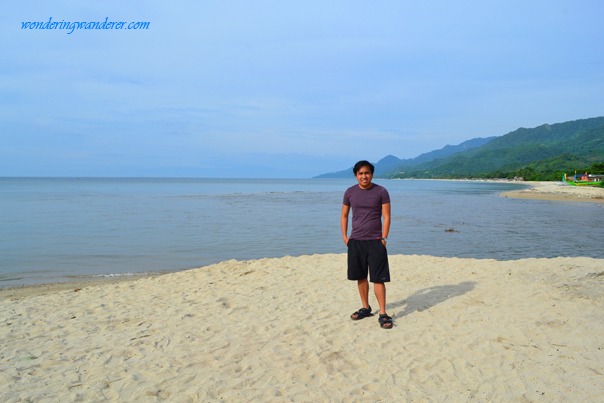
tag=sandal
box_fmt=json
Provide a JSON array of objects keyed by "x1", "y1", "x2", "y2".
[
  {"x1": 378, "y1": 314, "x2": 393, "y2": 329},
  {"x1": 350, "y1": 306, "x2": 373, "y2": 320}
]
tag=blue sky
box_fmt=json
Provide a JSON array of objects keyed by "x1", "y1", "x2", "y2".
[{"x1": 2, "y1": 1, "x2": 603, "y2": 178}]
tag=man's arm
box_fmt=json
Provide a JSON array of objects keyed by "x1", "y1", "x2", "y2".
[
  {"x1": 382, "y1": 202, "x2": 391, "y2": 246},
  {"x1": 341, "y1": 204, "x2": 350, "y2": 245}
]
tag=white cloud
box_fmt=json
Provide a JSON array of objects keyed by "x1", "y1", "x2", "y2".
[{"x1": 2, "y1": 0, "x2": 603, "y2": 177}]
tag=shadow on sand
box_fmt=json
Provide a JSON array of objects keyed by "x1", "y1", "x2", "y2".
[{"x1": 391, "y1": 281, "x2": 477, "y2": 319}]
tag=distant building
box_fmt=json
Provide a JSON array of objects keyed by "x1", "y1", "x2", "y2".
[{"x1": 564, "y1": 172, "x2": 603, "y2": 183}]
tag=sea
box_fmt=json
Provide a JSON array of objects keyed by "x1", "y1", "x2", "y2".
[{"x1": 1, "y1": 177, "x2": 603, "y2": 287}]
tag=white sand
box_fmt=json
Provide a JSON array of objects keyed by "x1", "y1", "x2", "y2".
[
  {"x1": 1, "y1": 254, "x2": 603, "y2": 401},
  {"x1": 501, "y1": 181, "x2": 604, "y2": 203}
]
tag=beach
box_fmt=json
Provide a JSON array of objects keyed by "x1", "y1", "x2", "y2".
[
  {"x1": 2, "y1": 180, "x2": 603, "y2": 401},
  {"x1": 501, "y1": 181, "x2": 604, "y2": 203},
  {"x1": 2, "y1": 253, "x2": 603, "y2": 401}
]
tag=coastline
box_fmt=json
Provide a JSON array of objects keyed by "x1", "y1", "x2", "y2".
[
  {"x1": 0, "y1": 273, "x2": 163, "y2": 300},
  {"x1": 2, "y1": 253, "x2": 603, "y2": 401},
  {"x1": 500, "y1": 181, "x2": 604, "y2": 203}
]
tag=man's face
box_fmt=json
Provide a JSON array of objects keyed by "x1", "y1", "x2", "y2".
[{"x1": 355, "y1": 166, "x2": 373, "y2": 189}]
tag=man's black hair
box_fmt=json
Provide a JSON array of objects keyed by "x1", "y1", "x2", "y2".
[{"x1": 353, "y1": 160, "x2": 375, "y2": 175}]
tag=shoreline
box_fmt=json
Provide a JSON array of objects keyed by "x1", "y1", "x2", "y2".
[
  {"x1": 397, "y1": 178, "x2": 604, "y2": 203},
  {"x1": 1, "y1": 253, "x2": 602, "y2": 401},
  {"x1": 500, "y1": 181, "x2": 604, "y2": 203},
  {"x1": 0, "y1": 272, "x2": 164, "y2": 300}
]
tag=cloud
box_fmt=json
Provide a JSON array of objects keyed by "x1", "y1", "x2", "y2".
[{"x1": 2, "y1": 1, "x2": 603, "y2": 177}]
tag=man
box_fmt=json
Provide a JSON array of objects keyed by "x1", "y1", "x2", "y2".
[{"x1": 341, "y1": 160, "x2": 393, "y2": 329}]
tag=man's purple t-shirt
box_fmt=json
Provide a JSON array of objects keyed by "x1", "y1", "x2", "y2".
[{"x1": 343, "y1": 183, "x2": 390, "y2": 240}]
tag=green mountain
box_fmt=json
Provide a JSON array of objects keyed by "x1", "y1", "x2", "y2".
[
  {"x1": 387, "y1": 116, "x2": 604, "y2": 180},
  {"x1": 315, "y1": 136, "x2": 496, "y2": 178}
]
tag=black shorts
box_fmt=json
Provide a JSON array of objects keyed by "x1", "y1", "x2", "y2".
[{"x1": 347, "y1": 239, "x2": 390, "y2": 283}]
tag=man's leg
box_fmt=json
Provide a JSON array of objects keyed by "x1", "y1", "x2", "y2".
[
  {"x1": 374, "y1": 282, "x2": 387, "y2": 315},
  {"x1": 358, "y1": 278, "x2": 370, "y2": 309},
  {"x1": 374, "y1": 282, "x2": 392, "y2": 328}
]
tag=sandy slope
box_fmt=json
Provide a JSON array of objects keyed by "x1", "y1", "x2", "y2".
[
  {"x1": 501, "y1": 181, "x2": 604, "y2": 203},
  {"x1": 2, "y1": 254, "x2": 603, "y2": 402}
]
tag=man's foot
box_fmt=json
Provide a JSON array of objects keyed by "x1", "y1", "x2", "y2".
[
  {"x1": 350, "y1": 306, "x2": 373, "y2": 320},
  {"x1": 378, "y1": 313, "x2": 393, "y2": 329}
]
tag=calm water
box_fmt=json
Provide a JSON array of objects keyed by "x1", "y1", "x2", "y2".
[{"x1": 1, "y1": 178, "x2": 603, "y2": 287}]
